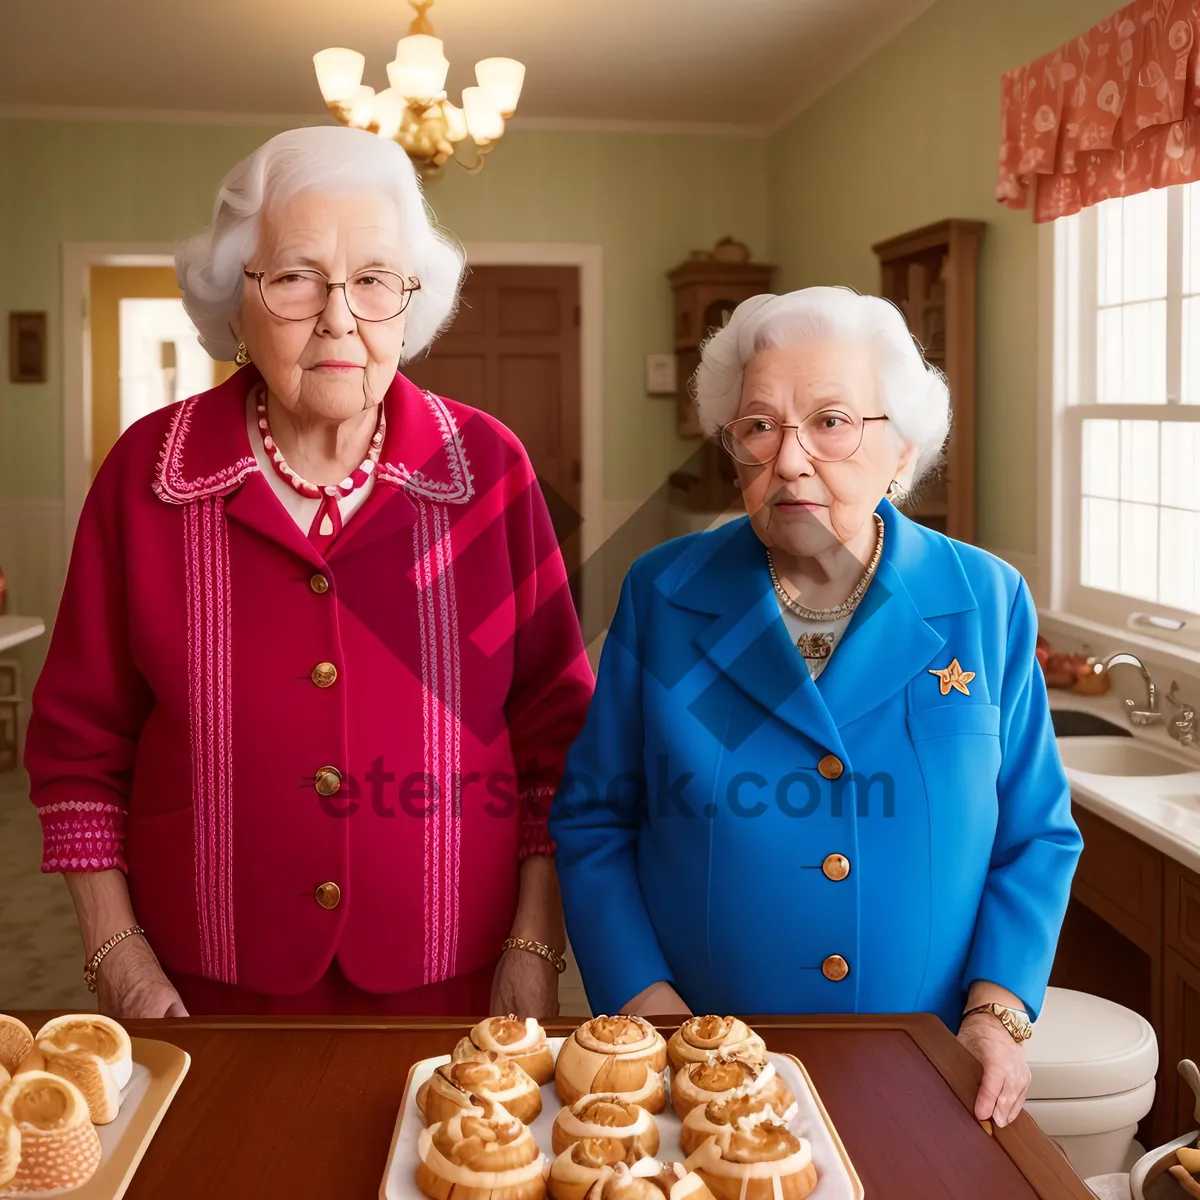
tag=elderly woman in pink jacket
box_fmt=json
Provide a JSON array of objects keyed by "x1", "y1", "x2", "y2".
[{"x1": 26, "y1": 125, "x2": 593, "y2": 1019}]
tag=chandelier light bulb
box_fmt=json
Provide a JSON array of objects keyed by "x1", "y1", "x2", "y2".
[
  {"x1": 461, "y1": 87, "x2": 505, "y2": 143},
  {"x1": 347, "y1": 85, "x2": 377, "y2": 129},
  {"x1": 389, "y1": 34, "x2": 450, "y2": 99},
  {"x1": 474, "y1": 58, "x2": 525, "y2": 117},
  {"x1": 373, "y1": 88, "x2": 406, "y2": 140},
  {"x1": 441, "y1": 101, "x2": 469, "y2": 143},
  {"x1": 313, "y1": 48, "x2": 366, "y2": 105}
]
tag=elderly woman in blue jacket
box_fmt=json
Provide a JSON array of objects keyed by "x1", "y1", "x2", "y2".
[{"x1": 549, "y1": 286, "x2": 1082, "y2": 1129}]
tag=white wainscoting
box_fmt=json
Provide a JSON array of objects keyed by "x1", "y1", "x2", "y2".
[{"x1": 0, "y1": 500, "x2": 65, "y2": 791}]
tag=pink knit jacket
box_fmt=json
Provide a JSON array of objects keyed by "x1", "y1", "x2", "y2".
[{"x1": 25, "y1": 366, "x2": 594, "y2": 995}]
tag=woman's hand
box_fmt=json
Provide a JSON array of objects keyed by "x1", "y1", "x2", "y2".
[
  {"x1": 96, "y1": 937, "x2": 189, "y2": 1019},
  {"x1": 957, "y1": 1011, "x2": 1031, "y2": 1127},
  {"x1": 490, "y1": 948, "x2": 560, "y2": 1019},
  {"x1": 620, "y1": 980, "x2": 692, "y2": 1019}
]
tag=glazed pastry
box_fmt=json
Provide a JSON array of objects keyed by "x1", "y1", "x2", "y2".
[
  {"x1": 684, "y1": 1115, "x2": 817, "y2": 1200},
  {"x1": 666, "y1": 1018, "x2": 766, "y2": 1075},
  {"x1": 467, "y1": 1017, "x2": 555, "y2": 1086},
  {"x1": 671, "y1": 1056, "x2": 795, "y2": 1122},
  {"x1": 0, "y1": 1018, "x2": 33, "y2": 1078},
  {"x1": 585, "y1": 1160, "x2": 718, "y2": 1200},
  {"x1": 30, "y1": 1013, "x2": 133, "y2": 1125},
  {"x1": 0, "y1": 1071, "x2": 103, "y2": 1194},
  {"x1": 555, "y1": 1017, "x2": 668, "y2": 1110},
  {"x1": 418, "y1": 1044, "x2": 542, "y2": 1126},
  {"x1": 680, "y1": 1094, "x2": 799, "y2": 1158},
  {"x1": 551, "y1": 1094, "x2": 660, "y2": 1157},
  {"x1": 416, "y1": 1097, "x2": 547, "y2": 1200},
  {"x1": 548, "y1": 1137, "x2": 647, "y2": 1200}
]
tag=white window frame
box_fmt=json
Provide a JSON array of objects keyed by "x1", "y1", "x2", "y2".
[{"x1": 1041, "y1": 189, "x2": 1200, "y2": 660}]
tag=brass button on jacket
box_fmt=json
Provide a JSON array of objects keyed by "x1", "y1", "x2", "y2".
[
  {"x1": 822, "y1": 954, "x2": 850, "y2": 982},
  {"x1": 315, "y1": 882, "x2": 341, "y2": 909},
  {"x1": 311, "y1": 661, "x2": 338, "y2": 688},
  {"x1": 822, "y1": 853, "x2": 851, "y2": 882},
  {"x1": 309, "y1": 573, "x2": 330, "y2": 594},
  {"x1": 314, "y1": 766, "x2": 343, "y2": 796},
  {"x1": 818, "y1": 754, "x2": 844, "y2": 780}
]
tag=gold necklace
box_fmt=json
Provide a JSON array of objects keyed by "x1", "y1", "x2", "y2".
[{"x1": 767, "y1": 514, "x2": 885, "y2": 622}]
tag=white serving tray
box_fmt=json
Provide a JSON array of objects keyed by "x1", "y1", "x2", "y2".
[{"x1": 380, "y1": 1038, "x2": 863, "y2": 1200}]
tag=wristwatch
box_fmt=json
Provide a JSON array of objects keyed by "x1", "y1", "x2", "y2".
[{"x1": 961, "y1": 1002, "x2": 1033, "y2": 1043}]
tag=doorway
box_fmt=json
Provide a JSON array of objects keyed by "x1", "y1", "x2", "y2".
[
  {"x1": 87, "y1": 265, "x2": 233, "y2": 476},
  {"x1": 402, "y1": 264, "x2": 584, "y2": 590}
]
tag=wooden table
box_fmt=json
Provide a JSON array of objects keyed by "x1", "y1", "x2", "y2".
[
  {"x1": 0, "y1": 615, "x2": 45, "y2": 652},
  {"x1": 10, "y1": 1012, "x2": 1095, "y2": 1199}
]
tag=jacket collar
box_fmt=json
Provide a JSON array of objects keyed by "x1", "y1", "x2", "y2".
[
  {"x1": 152, "y1": 365, "x2": 475, "y2": 506},
  {"x1": 662, "y1": 499, "x2": 978, "y2": 742}
]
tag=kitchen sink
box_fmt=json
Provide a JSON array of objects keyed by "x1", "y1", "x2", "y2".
[
  {"x1": 1051, "y1": 709, "x2": 1132, "y2": 738},
  {"x1": 1057, "y1": 736, "x2": 1195, "y2": 777}
]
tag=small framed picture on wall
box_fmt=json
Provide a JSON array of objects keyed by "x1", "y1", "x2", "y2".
[{"x1": 9, "y1": 312, "x2": 47, "y2": 383}]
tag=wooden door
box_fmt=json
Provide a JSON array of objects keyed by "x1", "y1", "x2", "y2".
[{"x1": 402, "y1": 265, "x2": 582, "y2": 591}]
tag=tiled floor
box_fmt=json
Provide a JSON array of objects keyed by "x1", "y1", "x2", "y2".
[{"x1": 0, "y1": 783, "x2": 591, "y2": 1017}]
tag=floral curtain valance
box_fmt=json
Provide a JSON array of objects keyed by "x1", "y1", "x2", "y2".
[{"x1": 996, "y1": 0, "x2": 1200, "y2": 222}]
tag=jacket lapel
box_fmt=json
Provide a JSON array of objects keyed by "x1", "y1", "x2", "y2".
[
  {"x1": 816, "y1": 499, "x2": 976, "y2": 729},
  {"x1": 667, "y1": 518, "x2": 842, "y2": 752}
]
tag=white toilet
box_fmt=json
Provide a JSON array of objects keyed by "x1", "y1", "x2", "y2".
[{"x1": 1023, "y1": 987, "x2": 1159, "y2": 1180}]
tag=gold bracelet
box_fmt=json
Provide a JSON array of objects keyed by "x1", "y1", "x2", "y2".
[
  {"x1": 502, "y1": 936, "x2": 566, "y2": 974},
  {"x1": 83, "y1": 925, "x2": 146, "y2": 993}
]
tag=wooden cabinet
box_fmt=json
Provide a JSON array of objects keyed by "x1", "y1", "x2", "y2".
[
  {"x1": 1054, "y1": 806, "x2": 1200, "y2": 1147},
  {"x1": 872, "y1": 220, "x2": 984, "y2": 543},
  {"x1": 665, "y1": 257, "x2": 775, "y2": 514}
]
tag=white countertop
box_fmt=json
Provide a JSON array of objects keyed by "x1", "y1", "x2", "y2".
[
  {"x1": 1048, "y1": 686, "x2": 1200, "y2": 874},
  {"x1": 0, "y1": 615, "x2": 46, "y2": 653}
]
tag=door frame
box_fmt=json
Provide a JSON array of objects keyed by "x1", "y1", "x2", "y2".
[{"x1": 61, "y1": 240, "x2": 604, "y2": 599}]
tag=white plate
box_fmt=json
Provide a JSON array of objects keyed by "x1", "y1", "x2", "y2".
[{"x1": 380, "y1": 1039, "x2": 863, "y2": 1200}]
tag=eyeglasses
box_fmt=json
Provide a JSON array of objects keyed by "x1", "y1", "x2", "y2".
[
  {"x1": 244, "y1": 268, "x2": 421, "y2": 322},
  {"x1": 720, "y1": 412, "x2": 890, "y2": 465}
]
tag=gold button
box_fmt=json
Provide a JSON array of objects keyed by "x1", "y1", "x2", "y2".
[
  {"x1": 822, "y1": 853, "x2": 851, "y2": 882},
  {"x1": 818, "y1": 754, "x2": 844, "y2": 780},
  {"x1": 310, "y1": 573, "x2": 330, "y2": 594},
  {"x1": 311, "y1": 662, "x2": 338, "y2": 688},
  {"x1": 314, "y1": 766, "x2": 343, "y2": 797},
  {"x1": 315, "y1": 882, "x2": 341, "y2": 909},
  {"x1": 822, "y1": 954, "x2": 850, "y2": 982}
]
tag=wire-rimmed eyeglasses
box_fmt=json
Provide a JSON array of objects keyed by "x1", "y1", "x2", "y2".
[
  {"x1": 244, "y1": 268, "x2": 421, "y2": 322},
  {"x1": 720, "y1": 411, "x2": 890, "y2": 465}
]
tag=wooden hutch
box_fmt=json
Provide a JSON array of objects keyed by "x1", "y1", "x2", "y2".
[
  {"x1": 665, "y1": 251, "x2": 775, "y2": 515},
  {"x1": 872, "y1": 219, "x2": 984, "y2": 544}
]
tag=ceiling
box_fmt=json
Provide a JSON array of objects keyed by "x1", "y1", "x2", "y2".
[{"x1": 0, "y1": 0, "x2": 934, "y2": 134}]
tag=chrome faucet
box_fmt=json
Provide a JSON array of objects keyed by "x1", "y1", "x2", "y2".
[
  {"x1": 1102, "y1": 652, "x2": 1165, "y2": 726},
  {"x1": 1165, "y1": 682, "x2": 1197, "y2": 746}
]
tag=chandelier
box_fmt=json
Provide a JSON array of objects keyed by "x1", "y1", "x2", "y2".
[{"x1": 313, "y1": 0, "x2": 525, "y2": 180}]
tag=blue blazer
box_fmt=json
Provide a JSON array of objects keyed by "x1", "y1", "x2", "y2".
[{"x1": 549, "y1": 499, "x2": 1082, "y2": 1027}]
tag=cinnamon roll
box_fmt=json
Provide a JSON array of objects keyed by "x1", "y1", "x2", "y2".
[
  {"x1": 551, "y1": 1094, "x2": 660, "y2": 1157},
  {"x1": 0, "y1": 1071, "x2": 103, "y2": 1194},
  {"x1": 28, "y1": 1013, "x2": 133, "y2": 1125},
  {"x1": 584, "y1": 1160, "x2": 718, "y2": 1200},
  {"x1": 666, "y1": 1018, "x2": 766, "y2": 1075},
  {"x1": 418, "y1": 1044, "x2": 543, "y2": 1126},
  {"x1": 416, "y1": 1097, "x2": 547, "y2": 1200},
  {"x1": 467, "y1": 1017, "x2": 555, "y2": 1087},
  {"x1": 0, "y1": 1017, "x2": 33, "y2": 1078},
  {"x1": 680, "y1": 1093, "x2": 799, "y2": 1158},
  {"x1": 670, "y1": 1056, "x2": 795, "y2": 1122},
  {"x1": 684, "y1": 1116, "x2": 817, "y2": 1200},
  {"x1": 555, "y1": 1017, "x2": 668, "y2": 1110},
  {"x1": 548, "y1": 1137, "x2": 647, "y2": 1200}
]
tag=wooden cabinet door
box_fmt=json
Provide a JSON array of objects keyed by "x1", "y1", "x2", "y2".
[
  {"x1": 402, "y1": 265, "x2": 582, "y2": 589},
  {"x1": 1162, "y1": 947, "x2": 1200, "y2": 1140}
]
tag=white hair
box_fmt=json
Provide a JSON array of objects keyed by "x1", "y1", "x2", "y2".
[
  {"x1": 175, "y1": 125, "x2": 465, "y2": 363},
  {"x1": 691, "y1": 286, "x2": 951, "y2": 488}
]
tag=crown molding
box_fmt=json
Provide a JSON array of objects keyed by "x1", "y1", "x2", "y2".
[{"x1": 0, "y1": 102, "x2": 769, "y2": 139}]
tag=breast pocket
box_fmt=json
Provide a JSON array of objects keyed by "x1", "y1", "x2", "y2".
[{"x1": 907, "y1": 703, "x2": 1002, "y2": 943}]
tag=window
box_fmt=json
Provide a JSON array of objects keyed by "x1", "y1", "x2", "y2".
[{"x1": 1055, "y1": 185, "x2": 1200, "y2": 627}]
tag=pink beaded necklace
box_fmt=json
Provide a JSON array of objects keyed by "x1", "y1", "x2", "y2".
[{"x1": 256, "y1": 392, "x2": 386, "y2": 554}]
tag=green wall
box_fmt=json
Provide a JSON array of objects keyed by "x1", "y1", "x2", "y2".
[
  {"x1": 0, "y1": 120, "x2": 769, "y2": 505},
  {"x1": 766, "y1": 0, "x2": 1120, "y2": 554}
]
